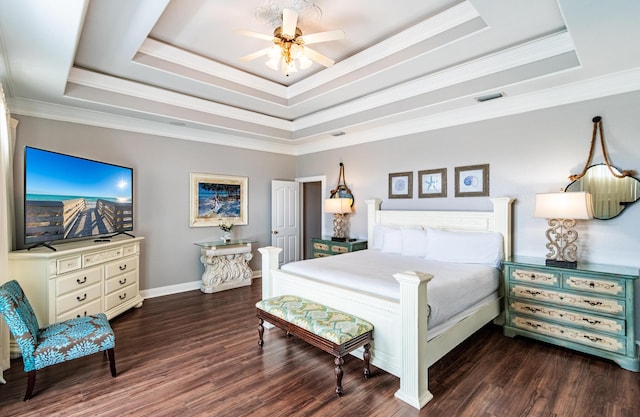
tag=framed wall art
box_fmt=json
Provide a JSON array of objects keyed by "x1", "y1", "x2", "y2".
[
  {"x1": 388, "y1": 172, "x2": 413, "y2": 199},
  {"x1": 189, "y1": 172, "x2": 248, "y2": 227},
  {"x1": 418, "y1": 168, "x2": 447, "y2": 198},
  {"x1": 454, "y1": 164, "x2": 489, "y2": 197}
]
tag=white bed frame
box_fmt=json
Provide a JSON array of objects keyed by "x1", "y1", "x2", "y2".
[{"x1": 259, "y1": 197, "x2": 514, "y2": 409}]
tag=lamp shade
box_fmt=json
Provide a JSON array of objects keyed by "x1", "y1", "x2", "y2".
[
  {"x1": 324, "y1": 198, "x2": 352, "y2": 214},
  {"x1": 534, "y1": 192, "x2": 593, "y2": 220}
]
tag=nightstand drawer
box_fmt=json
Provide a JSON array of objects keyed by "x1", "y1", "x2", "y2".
[
  {"x1": 311, "y1": 238, "x2": 367, "y2": 257},
  {"x1": 313, "y1": 242, "x2": 329, "y2": 251}
]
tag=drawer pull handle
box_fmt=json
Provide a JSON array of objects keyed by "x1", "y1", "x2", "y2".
[
  {"x1": 76, "y1": 277, "x2": 87, "y2": 284},
  {"x1": 77, "y1": 294, "x2": 87, "y2": 302},
  {"x1": 119, "y1": 278, "x2": 127, "y2": 285},
  {"x1": 119, "y1": 293, "x2": 127, "y2": 300},
  {"x1": 119, "y1": 264, "x2": 127, "y2": 271},
  {"x1": 76, "y1": 312, "x2": 88, "y2": 318}
]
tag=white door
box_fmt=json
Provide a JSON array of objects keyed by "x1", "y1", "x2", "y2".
[{"x1": 271, "y1": 180, "x2": 300, "y2": 265}]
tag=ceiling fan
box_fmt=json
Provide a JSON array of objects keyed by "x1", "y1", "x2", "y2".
[{"x1": 237, "y1": 8, "x2": 344, "y2": 76}]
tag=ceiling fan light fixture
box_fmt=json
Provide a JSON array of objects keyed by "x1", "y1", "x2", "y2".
[
  {"x1": 239, "y1": 6, "x2": 344, "y2": 77},
  {"x1": 299, "y1": 53, "x2": 313, "y2": 69},
  {"x1": 265, "y1": 58, "x2": 279, "y2": 71}
]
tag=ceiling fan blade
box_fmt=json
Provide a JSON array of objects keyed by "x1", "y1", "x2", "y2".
[
  {"x1": 235, "y1": 29, "x2": 274, "y2": 42},
  {"x1": 239, "y1": 48, "x2": 271, "y2": 62},
  {"x1": 303, "y1": 47, "x2": 335, "y2": 68},
  {"x1": 298, "y1": 30, "x2": 345, "y2": 45},
  {"x1": 282, "y1": 9, "x2": 298, "y2": 38}
]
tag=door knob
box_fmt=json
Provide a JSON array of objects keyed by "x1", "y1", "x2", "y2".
[{"x1": 273, "y1": 230, "x2": 278, "y2": 234}]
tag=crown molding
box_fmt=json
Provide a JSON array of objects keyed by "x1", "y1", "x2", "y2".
[
  {"x1": 293, "y1": 66, "x2": 640, "y2": 155},
  {"x1": 8, "y1": 98, "x2": 298, "y2": 155}
]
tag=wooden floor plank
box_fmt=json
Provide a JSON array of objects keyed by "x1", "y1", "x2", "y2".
[{"x1": 1, "y1": 278, "x2": 639, "y2": 416}]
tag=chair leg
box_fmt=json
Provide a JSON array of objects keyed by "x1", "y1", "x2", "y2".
[
  {"x1": 106, "y1": 348, "x2": 117, "y2": 377},
  {"x1": 24, "y1": 370, "x2": 36, "y2": 401}
]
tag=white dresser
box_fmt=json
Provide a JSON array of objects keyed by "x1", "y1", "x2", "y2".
[{"x1": 8, "y1": 236, "x2": 144, "y2": 328}]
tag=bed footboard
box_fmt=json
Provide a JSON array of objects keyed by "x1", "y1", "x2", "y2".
[{"x1": 258, "y1": 246, "x2": 434, "y2": 409}]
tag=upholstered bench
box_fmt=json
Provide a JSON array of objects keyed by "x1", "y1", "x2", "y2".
[{"x1": 256, "y1": 295, "x2": 374, "y2": 396}]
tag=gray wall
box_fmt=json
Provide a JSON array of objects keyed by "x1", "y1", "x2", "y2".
[
  {"x1": 10, "y1": 90, "x2": 640, "y2": 296},
  {"x1": 297, "y1": 90, "x2": 640, "y2": 268},
  {"x1": 12, "y1": 116, "x2": 295, "y2": 291}
]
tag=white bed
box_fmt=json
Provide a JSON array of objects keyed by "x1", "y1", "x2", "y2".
[{"x1": 259, "y1": 197, "x2": 514, "y2": 409}]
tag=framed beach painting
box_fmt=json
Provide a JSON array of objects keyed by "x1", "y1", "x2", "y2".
[
  {"x1": 189, "y1": 173, "x2": 248, "y2": 227},
  {"x1": 454, "y1": 164, "x2": 489, "y2": 197}
]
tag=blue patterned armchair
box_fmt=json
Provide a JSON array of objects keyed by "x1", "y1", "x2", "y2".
[{"x1": 0, "y1": 280, "x2": 116, "y2": 400}]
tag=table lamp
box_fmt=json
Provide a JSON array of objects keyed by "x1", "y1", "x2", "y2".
[
  {"x1": 534, "y1": 191, "x2": 593, "y2": 268},
  {"x1": 324, "y1": 198, "x2": 352, "y2": 241}
]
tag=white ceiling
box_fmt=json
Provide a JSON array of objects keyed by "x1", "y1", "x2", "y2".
[{"x1": 1, "y1": 0, "x2": 639, "y2": 155}]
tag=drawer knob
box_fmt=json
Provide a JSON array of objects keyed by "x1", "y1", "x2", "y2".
[
  {"x1": 119, "y1": 293, "x2": 127, "y2": 300},
  {"x1": 119, "y1": 278, "x2": 127, "y2": 285},
  {"x1": 76, "y1": 293, "x2": 87, "y2": 302},
  {"x1": 119, "y1": 264, "x2": 127, "y2": 271},
  {"x1": 77, "y1": 277, "x2": 87, "y2": 284}
]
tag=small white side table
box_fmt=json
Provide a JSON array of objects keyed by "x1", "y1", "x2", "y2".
[{"x1": 195, "y1": 241, "x2": 254, "y2": 293}]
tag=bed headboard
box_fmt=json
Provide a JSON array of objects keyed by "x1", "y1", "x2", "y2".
[{"x1": 365, "y1": 197, "x2": 515, "y2": 259}]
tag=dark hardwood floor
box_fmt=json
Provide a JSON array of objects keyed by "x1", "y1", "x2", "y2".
[{"x1": 1, "y1": 279, "x2": 639, "y2": 417}]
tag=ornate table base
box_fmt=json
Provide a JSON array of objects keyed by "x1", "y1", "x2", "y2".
[{"x1": 199, "y1": 243, "x2": 253, "y2": 293}]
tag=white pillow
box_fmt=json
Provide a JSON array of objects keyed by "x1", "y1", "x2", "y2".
[
  {"x1": 401, "y1": 228, "x2": 428, "y2": 257},
  {"x1": 372, "y1": 224, "x2": 386, "y2": 250},
  {"x1": 425, "y1": 228, "x2": 504, "y2": 267},
  {"x1": 381, "y1": 226, "x2": 403, "y2": 254}
]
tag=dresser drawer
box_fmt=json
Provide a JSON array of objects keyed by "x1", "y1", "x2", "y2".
[
  {"x1": 509, "y1": 301, "x2": 625, "y2": 335},
  {"x1": 313, "y1": 252, "x2": 331, "y2": 258},
  {"x1": 105, "y1": 256, "x2": 138, "y2": 279},
  {"x1": 105, "y1": 283, "x2": 137, "y2": 310},
  {"x1": 511, "y1": 315, "x2": 626, "y2": 354},
  {"x1": 562, "y1": 274, "x2": 625, "y2": 297},
  {"x1": 56, "y1": 266, "x2": 102, "y2": 296},
  {"x1": 83, "y1": 247, "x2": 123, "y2": 267},
  {"x1": 509, "y1": 267, "x2": 559, "y2": 287},
  {"x1": 510, "y1": 284, "x2": 625, "y2": 316},
  {"x1": 56, "y1": 283, "x2": 101, "y2": 315},
  {"x1": 57, "y1": 255, "x2": 82, "y2": 274},
  {"x1": 122, "y1": 243, "x2": 138, "y2": 257},
  {"x1": 56, "y1": 298, "x2": 102, "y2": 322},
  {"x1": 105, "y1": 270, "x2": 137, "y2": 295}
]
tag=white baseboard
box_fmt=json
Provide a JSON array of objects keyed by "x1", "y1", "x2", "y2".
[{"x1": 140, "y1": 270, "x2": 261, "y2": 299}]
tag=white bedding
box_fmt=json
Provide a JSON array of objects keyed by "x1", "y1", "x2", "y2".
[{"x1": 281, "y1": 249, "x2": 500, "y2": 329}]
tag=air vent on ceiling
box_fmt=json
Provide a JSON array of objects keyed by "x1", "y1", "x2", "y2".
[{"x1": 475, "y1": 92, "x2": 504, "y2": 102}]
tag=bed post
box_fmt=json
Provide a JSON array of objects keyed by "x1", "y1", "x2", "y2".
[
  {"x1": 365, "y1": 199, "x2": 382, "y2": 243},
  {"x1": 490, "y1": 197, "x2": 514, "y2": 259},
  {"x1": 258, "y1": 246, "x2": 282, "y2": 301},
  {"x1": 393, "y1": 270, "x2": 434, "y2": 409}
]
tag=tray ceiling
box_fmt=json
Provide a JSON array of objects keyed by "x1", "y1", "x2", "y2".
[{"x1": 1, "y1": 0, "x2": 639, "y2": 155}]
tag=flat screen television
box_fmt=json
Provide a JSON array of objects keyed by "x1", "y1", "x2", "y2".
[{"x1": 24, "y1": 146, "x2": 134, "y2": 249}]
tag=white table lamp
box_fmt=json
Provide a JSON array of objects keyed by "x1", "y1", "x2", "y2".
[
  {"x1": 325, "y1": 198, "x2": 352, "y2": 241},
  {"x1": 534, "y1": 191, "x2": 593, "y2": 268}
]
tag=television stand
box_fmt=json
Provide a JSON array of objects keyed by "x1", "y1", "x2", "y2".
[{"x1": 27, "y1": 242, "x2": 56, "y2": 252}]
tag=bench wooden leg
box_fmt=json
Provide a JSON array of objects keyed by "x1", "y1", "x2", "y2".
[
  {"x1": 363, "y1": 343, "x2": 371, "y2": 378},
  {"x1": 334, "y1": 356, "x2": 344, "y2": 396},
  {"x1": 258, "y1": 318, "x2": 264, "y2": 347}
]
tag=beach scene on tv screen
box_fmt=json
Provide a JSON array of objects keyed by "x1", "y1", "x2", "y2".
[{"x1": 25, "y1": 148, "x2": 133, "y2": 243}]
